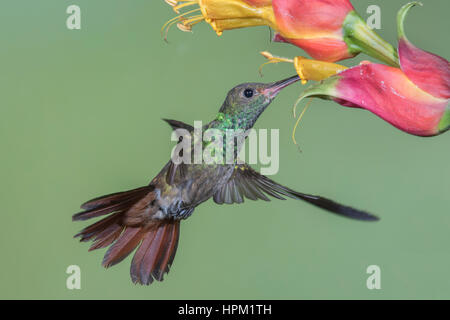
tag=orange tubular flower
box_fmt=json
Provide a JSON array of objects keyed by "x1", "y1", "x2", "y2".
[
  {"x1": 272, "y1": 0, "x2": 354, "y2": 62},
  {"x1": 164, "y1": 0, "x2": 399, "y2": 67}
]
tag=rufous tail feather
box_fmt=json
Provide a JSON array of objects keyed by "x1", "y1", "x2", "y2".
[{"x1": 73, "y1": 186, "x2": 180, "y2": 285}]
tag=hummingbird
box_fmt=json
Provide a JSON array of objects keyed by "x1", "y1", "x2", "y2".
[{"x1": 73, "y1": 75, "x2": 378, "y2": 285}]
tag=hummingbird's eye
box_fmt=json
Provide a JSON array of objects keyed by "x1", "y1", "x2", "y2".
[{"x1": 243, "y1": 88, "x2": 254, "y2": 98}]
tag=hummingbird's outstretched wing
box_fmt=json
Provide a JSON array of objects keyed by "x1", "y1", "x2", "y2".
[
  {"x1": 213, "y1": 164, "x2": 379, "y2": 221},
  {"x1": 163, "y1": 119, "x2": 194, "y2": 131},
  {"x1": 163, "y1": 119, "x2": 193, "y2": 185}
]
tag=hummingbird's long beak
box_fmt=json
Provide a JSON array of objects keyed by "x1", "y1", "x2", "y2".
[{"x1": 263, "y1": 75, "x2": 300, "y2": 99}]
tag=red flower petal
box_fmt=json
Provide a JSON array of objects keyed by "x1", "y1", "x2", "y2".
[
  {"x1": 272, "y1": 32, "x2": 289, "y2": 43},
  {"x1": 272, "y1": 0, "x2": 354, "y2": 37},
  {"x1": 271, "y1": 0, "x2": 355, "y2": 61},
  {"x1": 397, "y1": 2, "x2": 450, "y2": 99},
  {"x1": 300, "y1": 63, "x2": 449, "y2": 136},
  {"x1": 287, "y1": 37, "x2": 354, "y2": 62},
  {"x1": 336, "y1": 64, "x2": 448, "y2": 136},
  {"x1": 398, "y1": 38, "x2": 450, "y2": 101}
]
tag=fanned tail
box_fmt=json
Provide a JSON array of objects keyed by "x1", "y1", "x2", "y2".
[
  {"x1": 73, "y1": 186, "x2": 151, "y2": 221},
  {"x1": 130, "y1": 221, "x2": 180, "y2": 285},
  {"x1": 73, "y1": 185, "x2": 181, "y2": 285}
]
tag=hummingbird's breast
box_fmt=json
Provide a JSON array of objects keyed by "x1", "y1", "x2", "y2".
[
  {"x1": 151, "y1": 162, "x2": 235, "y2": 220},
  {"x1": 149, "y1": 124, "x2": 247, "y2": 220}
]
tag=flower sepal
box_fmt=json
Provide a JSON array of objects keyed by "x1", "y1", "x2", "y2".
[{"x1": 342, "y1": 11, "x2": 399, "y2": 67}]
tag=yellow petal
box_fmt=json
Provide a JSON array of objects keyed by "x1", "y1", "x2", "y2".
[
  {"x1": 294, "y1": 56, "x2": 348, "y2": 83},
  {"x1": 165, "y1": 0, "x2": 276, "y2": 36}
]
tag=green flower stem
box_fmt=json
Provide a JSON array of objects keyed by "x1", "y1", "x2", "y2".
[
  {"x1": 296, "y1": 76, "x2": 340, "y2": 102},
  {"x1": 438, "y1": 109, "x2": 450, "y2": 134},
  {"x1": 343, "y1": 11, "x2": 399, "y2": 67}
]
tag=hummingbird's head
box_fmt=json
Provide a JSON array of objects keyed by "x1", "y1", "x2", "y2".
[{"x1": 218, "y1": 75, "x2": 300, "y2": 129}]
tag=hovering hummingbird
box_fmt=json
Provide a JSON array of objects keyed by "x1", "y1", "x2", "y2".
[{"x1": 73, "y1": 75, "x2": 378, "y2": 285}]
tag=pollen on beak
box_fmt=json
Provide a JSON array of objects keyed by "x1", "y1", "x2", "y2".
[{"x1": 263, "y1": 75, "x2": 300, "y2": 98}]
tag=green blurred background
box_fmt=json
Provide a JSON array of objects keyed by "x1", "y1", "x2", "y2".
[{"x1": 0, "y1": 0, "x2": 449, "y2": 299}]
